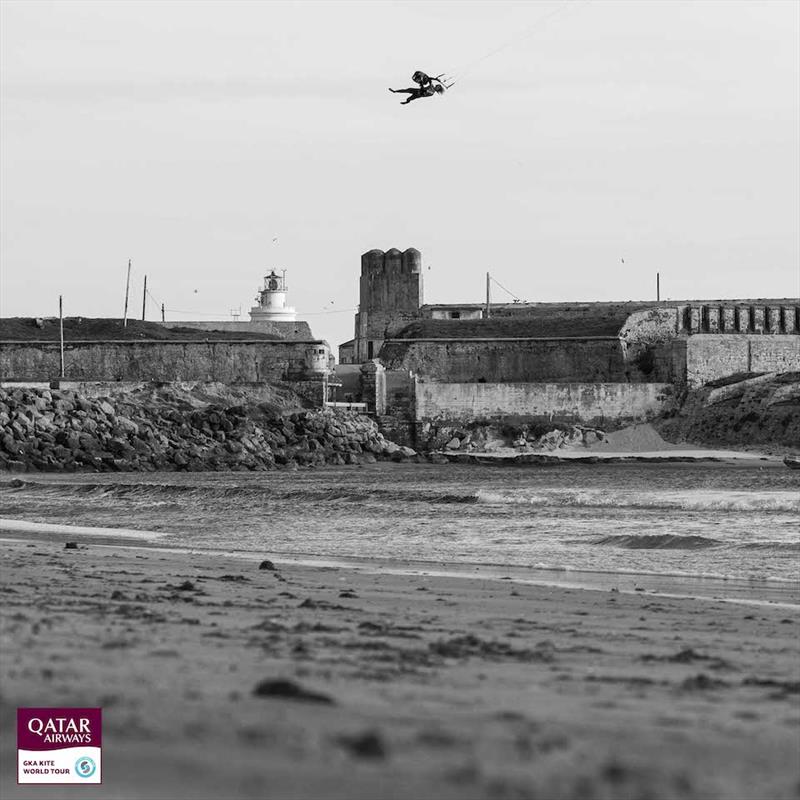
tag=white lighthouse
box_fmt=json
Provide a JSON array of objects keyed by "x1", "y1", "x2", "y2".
[{"x1": 249, "y1": 269, "x2": 297, "y2": 323}]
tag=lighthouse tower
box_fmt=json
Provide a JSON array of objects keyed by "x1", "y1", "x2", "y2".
[{"x1": 249, "y1": 269, "x2": 297, "y2": 323}]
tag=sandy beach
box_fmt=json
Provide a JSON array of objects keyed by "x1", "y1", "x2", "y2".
[{"x1": 1, "y1": 535, "x2": 798, "y2": 800}]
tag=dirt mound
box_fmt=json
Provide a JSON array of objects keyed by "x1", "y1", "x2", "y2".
[{"x1": 588, "y1": 423, "x2": 682, "y2": 453}]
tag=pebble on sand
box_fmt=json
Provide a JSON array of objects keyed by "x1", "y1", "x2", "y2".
[{"x1": 252, "y1": 678, "x2": 334, "y2": 705}]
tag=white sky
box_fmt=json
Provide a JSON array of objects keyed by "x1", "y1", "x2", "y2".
[{"x1": 1, "y1": 0, "x2": 798, "y2": 348}]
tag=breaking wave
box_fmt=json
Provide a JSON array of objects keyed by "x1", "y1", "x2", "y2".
[
  {"x1": 476, "y1": 488, "x2": 800, "y2": 514},
  {"x1": 0, "y1": 479, "x2": 477, "y2": 506},
  {"x1": 589, "y1": 534, "x2": 722, "y2": 549},
  {"x1": 740, "y1": 541, "x2": 800, "y2": 552}
]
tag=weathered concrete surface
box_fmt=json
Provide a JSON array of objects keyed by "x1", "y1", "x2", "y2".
[
  {"x1": 0, "y1": 340, "x2": 328, "y2": 383},
  {"x1": 415, "y1": 382, "x2": 673, "y2": 428}
]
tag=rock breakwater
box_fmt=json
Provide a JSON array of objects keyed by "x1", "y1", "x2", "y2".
[{"x1": 0, "y1": 386, "x2": 416, "y2": 472}]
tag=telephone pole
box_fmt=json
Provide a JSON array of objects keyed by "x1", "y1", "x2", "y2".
[
  {"x1": 485, "y1": 271, "x2": 491, "y2": 319},
  {"x1": 123, "y1": 259, "x2": 132, "y2": 327},
  {"x1": 141, "y1": 275, "x2": 147, "y2": 321},
  {"x1": 58, "y1": 295, "x2": 65, "y2": 378}
]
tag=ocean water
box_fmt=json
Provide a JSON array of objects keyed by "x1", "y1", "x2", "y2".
[{"x1": 1, "y1": 462, "x2": 798, "y2": 598}]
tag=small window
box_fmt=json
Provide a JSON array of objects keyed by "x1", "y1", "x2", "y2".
[
  {"x1": 450, "y1": 311, "x2": 461, "y2": 319},
  {"x1": 368, "y1": 342, "x2": 374, "y2": 359}
]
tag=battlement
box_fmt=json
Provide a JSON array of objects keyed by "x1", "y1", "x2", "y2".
[
  {"x1": 360, "y1": 248, "x2": 422, "y2": 276},
  {"x1": 677, "y1": 303, "x2": 798, "y2": 335}
]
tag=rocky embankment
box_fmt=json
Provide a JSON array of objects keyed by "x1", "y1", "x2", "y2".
[
  {"x1": 655, "y1": 372, "x2": 800, "y2": 454},
  {"x1": 0, "y1": 387, "x2": 416, "y2": 473}
]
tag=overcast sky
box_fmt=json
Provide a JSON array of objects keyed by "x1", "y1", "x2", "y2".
[{"x1": 2, "y1": 0, "x2": 798, "y2": 348}]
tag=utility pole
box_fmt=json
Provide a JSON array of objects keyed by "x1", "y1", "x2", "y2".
[
  {"x1": 58, "y1": 295, "x2": 65, "y2": 378},
  {"x1": 161, "y1": 303, "x2": 165, "y2": 322},
  {"x1": 485, "y1": 271, "x2": 491, "y2": 319},
  {"x1": 123, "y1": 259, "x2": 132, "y2": 327},
  {"x1": 656, "y1": 272, "x2": 660, "y2": 302},
  {"x1": 141, "y1": 275, "x2": 147, "y2": 321}
]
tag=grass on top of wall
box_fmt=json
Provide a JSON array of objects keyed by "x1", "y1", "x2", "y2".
[{"x1": 0, "y1": 318, "x2": 282, "y2": 342}]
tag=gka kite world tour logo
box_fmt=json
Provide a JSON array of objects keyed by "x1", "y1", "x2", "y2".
[{"x1": 17, "y1": 708, "x2": 102, "y2": 784}]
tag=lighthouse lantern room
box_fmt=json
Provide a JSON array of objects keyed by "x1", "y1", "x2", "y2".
[{"x1": 250, "y1": 270, "x2": 297, "y2": 323}]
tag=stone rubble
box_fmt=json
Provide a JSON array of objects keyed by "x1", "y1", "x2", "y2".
[
  {"x1": 0, "y1": 387, "x2": 417, "y2": 473},
  {"x1": 423, "y1": 423, "x2": 605, "y2": 453}
]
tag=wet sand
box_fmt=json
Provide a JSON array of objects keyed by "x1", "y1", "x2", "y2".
[{"x1": 1, "y1": 537, "x2": 798, "y2": 799}]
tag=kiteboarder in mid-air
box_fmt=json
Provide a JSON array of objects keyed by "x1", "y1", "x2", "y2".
[{"x1": 389, "y1": 70, "x2": 448, "y2": 104}]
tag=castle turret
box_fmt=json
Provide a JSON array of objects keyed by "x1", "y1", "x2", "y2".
[
  {"x1": 250, "y1": 269, "x2": 297, "y2": 323},
  {"x1": 353, "y1": 247, "x2": 423, "y2": 362}
]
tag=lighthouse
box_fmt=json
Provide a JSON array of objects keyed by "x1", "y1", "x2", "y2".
[{"x1": 249, "y1": 269, "x2": 297, "y2": 323}]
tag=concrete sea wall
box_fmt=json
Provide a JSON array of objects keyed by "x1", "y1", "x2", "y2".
[{"x1": 414, "y1": 382, "x2": 673, "y2": 428}]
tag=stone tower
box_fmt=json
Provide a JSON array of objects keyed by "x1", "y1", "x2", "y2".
[{"x1": 353, "y1": 247, "x2": 423, "y2": 362}]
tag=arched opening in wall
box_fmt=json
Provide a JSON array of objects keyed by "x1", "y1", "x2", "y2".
[
  {"x1": 682, "y1": 307, "x2": 692, "y2": 330},
  {"x1": 701, "y1": 306, "x2": 709, "y2": 332},
  {"x1": 748, "y1": 307, "x2": 756, "y2": 333},
  {"x1": 736, "y1": 307, "x2": 748, "y2": 332}
]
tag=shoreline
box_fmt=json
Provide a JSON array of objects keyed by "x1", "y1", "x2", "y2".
[
  {"x1": 1, "y1": 537, "x2": 798, "y2": 799},
  {"x1": 438, "y1": 448, "x2": 778, "y2": 465},
  {"x1": 2, "y1": 525, "x2": 798, "y2": 608}
]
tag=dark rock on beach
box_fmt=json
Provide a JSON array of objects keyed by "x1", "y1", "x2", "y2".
[{"x1": 252, "y1": 678, "x2": 334, "y2": 704}]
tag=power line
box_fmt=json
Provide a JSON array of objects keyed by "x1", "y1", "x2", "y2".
[
  {"x1": 165, "y1": 308, "x2": 235, "y2": 317},
  {"x1": 444, "y1": 0, "x2": 588, "y2": 87},
  {"x1": 490, "y1": 275, "x2": 522, "y2": 302}
]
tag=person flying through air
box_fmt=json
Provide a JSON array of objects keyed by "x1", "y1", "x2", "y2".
[{"x1": 388, "y1": 70, "x2": 448, "y2": 104}]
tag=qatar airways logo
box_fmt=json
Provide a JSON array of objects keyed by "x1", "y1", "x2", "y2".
[
  {"x1": 18, "y1": 708, "x2": 102, "y2": 785},
  {"x1": 27, "y1": 716, "x2": 93, "y2": 745}
]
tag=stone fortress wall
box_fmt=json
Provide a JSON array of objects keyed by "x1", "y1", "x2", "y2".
[
  {"x1": 341, "y1": 247, "x2": 799, "y2": 442},
  {"x1": 0, "y1": 339, "x2": 330, "y2": 384}
]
